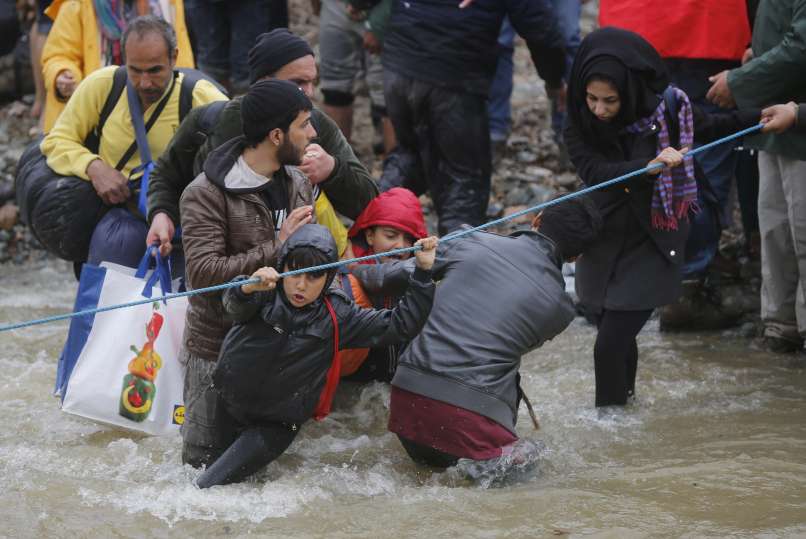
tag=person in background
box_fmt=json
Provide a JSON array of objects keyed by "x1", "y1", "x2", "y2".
[
  {"x1": 489, "y1": 0, "x2": 584, "y2": 163},
  {"x1": 29, "y1": 0, "x2": 53, "y2": 132},
  {"x1": 39, "y1": 15, "x2": 225, "y2": 268},
  {"x1": 40, "y1": 0, "x2": 194, "y2": 132},
  {"x1": 318, "y1": 0, "x2": 395, "y2": 154},
  {"x1": 706, "y1": 0, "x2": 806, "y2": 353},
  {"x1": 378, "y1": 0, "x2": 566, "y2": 235},
  {"x1": 183, "y1": 0, "x2": 269, "y2": 95}
]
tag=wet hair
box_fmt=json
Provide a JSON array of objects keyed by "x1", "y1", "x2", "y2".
[
  {"x1": 283, "y1": 246, "x2": 335, "y2": 280},
  {"x1": 536, "y1": 196, "x2": 603, "y2": 260},
  {"x1": 122, "y1": 15, "x2": 177, "y2": 61}
]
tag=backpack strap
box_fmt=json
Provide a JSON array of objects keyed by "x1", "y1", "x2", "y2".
[
  {"x1": 198, "y1": 99, "x2": 227, "y2": 134},
  {"x1": 84, "y1": 65, "x2": 128, "y2": 154},
  {"x1": 176, "y1": 67, "x2": 229, "y2": 121},
  {"x1": 313, "y1": 296, "x2": 342, "y2": 421},
  {"x1": 114, "y1": 72, "x2": 178, "y2": 171}
]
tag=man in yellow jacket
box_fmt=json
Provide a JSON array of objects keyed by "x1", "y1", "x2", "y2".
[
  {"x1": 41, "y1": 0, "x2": 195, "y2": 132},
  {"x1": 40, "y1": 15, "x2": 226, "y2": 270}
]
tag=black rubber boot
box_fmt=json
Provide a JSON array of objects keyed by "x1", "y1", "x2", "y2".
[{"x1": 195, "y1": 425, "x2": 297, "y2": 488}]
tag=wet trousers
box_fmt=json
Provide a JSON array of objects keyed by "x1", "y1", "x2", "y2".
[
  {"x1": 397, "y1": 436, "x2": 459, "y2": 469},
  {"x1": 195, "y1": 424, "x2": 299, "y2": 488},
  {"x1": 380, "y1": 71, "x2": 491, "y2": 235},
  {"x1": 594, "y1": 309, "x2": 653, "y2": 407},
  {"x1": 758, "y1": 152, "x2": 806, "y2": 342},
  {"x1": 182, "y1": 352, "x2": 301, "y2": 487}
]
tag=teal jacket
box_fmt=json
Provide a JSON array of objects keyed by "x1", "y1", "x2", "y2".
[{"x1": 729, "y1": 0, "x2": 806, "y2": 158}]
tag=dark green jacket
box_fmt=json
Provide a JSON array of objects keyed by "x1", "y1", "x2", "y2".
[
  {"x1": 729, "y1": 0, "x2": 806, "y2": 158},
  {"x1": 147, "y1": 97, "x2": 378, "y2": 225}
]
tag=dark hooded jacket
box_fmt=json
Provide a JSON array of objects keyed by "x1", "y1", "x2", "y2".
[
  {"x1": 351, "y1": 228, "x2": 575, "y2": 434},
  {"x1": 180, "y1": 137, "x2": 314, "y2": 361},
  {"x1": 565, "y1": 27, "x2": 760, "y2": 313},
  {"x1": 216, "y1": 224, "x2": 435, "y2": 425}
]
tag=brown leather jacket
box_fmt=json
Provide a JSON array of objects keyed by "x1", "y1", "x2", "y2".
[{"x1": 180, "y1": 137, "x2": 314, "y2": 361}]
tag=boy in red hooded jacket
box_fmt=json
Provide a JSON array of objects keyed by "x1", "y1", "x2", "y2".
[{"x1": 338, "y1": 187, "x2": 428, "y2": 381}]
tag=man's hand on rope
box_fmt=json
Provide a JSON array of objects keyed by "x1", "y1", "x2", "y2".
[{"x1": 761, "y1": 102, "x2": 799, "y2": 134}]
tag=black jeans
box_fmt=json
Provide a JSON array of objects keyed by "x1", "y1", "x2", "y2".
[
  {"x1": 380, "y1": 71, "x2": 492, "y2": 235},
  {"x1": 593, "y1": 309, "x2": 653, "y2": 407}
]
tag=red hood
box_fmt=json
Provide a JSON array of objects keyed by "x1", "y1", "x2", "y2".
[{"x1": 349, "y1": 188, "x2": 428, "y2": 261}]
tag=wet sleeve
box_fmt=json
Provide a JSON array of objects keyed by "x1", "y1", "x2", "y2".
[
  {"x1": 222, "y1": 276, "x2": 273, "y2": 323},
  {"x1": 338, "y1": 268, "x2": 435, "y2": 349},
  {"x1": 728, "y1": 0, "x2": 806, "y2": 108}
]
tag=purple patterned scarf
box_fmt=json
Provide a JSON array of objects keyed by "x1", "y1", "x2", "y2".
[{"x1": 626, "y1": 86, "x2": 697, "y2": 230}]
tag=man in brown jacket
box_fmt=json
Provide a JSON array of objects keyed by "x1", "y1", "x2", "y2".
[{"x1": 179, "y1": 80, "x2": 317, "y2": 467}]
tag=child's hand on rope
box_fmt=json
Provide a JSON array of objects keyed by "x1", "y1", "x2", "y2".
[
  {"x1": 242, "y1": 267, "x2": 280, "y2": 295},
  {"x1": 414, "y1": 236, "x2": 439, "y2": 271}
]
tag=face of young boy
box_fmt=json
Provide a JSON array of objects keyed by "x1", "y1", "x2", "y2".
[
  {"x1": 282, "y1": 268, "x2": 328, "y2": 308},
  {"x1": 365, "y1": 226, "x2": 414, "y2": 261}
]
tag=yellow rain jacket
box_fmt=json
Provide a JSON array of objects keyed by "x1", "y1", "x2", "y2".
[{"x1": 42, "y1": 0, "x2": 195, "y2": 132}]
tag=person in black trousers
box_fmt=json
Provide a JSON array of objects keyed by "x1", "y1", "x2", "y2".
[{"x1": 565, "y1": 28, "x2": 761, "y2": 407}]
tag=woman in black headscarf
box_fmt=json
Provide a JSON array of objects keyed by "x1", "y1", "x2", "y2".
[{"x1": 565, "y1": 27, "x2": 760, "y2": 408}]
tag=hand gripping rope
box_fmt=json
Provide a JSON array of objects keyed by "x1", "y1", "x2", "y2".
[{"x1": 0, "y1": 124, "x2": 763, "y2": 333}]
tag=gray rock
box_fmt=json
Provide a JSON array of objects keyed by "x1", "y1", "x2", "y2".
[
  {"x1": 486, "y1": 201, "x2": 504, "y2": 219},
  {"x1": 524, "y1": 166, "x2": 553, "y2": 182},
  {"x1": 516, "y1": 151, "x2": 538, "y2": 164},
  {"x1": 555, "y1": 172, "x2": 579, "y2": 188},
  {"x1": 739, "y1": 322, "x2": 758, "y2": 338},
  {"x1": 527, "y1": 184, "x2": 555, "y2": 205},
  {"x1": 507, "y1": 135, "x2": 530, "y2": 152},
  {"x1": 504, "y1": 187, "x2": 531, "y2": 207}
]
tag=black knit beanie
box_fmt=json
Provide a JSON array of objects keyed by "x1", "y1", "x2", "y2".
[
  {"x1": 241, "y1": 80, "x2": 312, "y2": 144},
  {"x1": 248, "y1": 29, "x2": 314, "y2": 84}
]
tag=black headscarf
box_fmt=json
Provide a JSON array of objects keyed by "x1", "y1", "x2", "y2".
[{"x1": 567, "y1": 27, "x2": 669, "y2": 147}]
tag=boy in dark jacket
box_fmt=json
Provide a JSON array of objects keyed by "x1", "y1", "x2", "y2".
[
  {"x1": 350, "y1": 197, "x2": 602, "y2": 481},
  {"x1": 195, "y1": 224, "x2": 437, "y2": 488}
]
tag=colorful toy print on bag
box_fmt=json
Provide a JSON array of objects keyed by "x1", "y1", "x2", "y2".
[{"x1": 119, "y1": 304, "x2": 164, "y2": 422}]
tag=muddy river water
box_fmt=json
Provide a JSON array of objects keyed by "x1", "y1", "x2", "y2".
[{"x1": 1, "y1": 260, "x2": 804, "y2": 538}]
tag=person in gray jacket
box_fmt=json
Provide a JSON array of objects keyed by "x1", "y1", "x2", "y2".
[{"x1": 351, "y1": 196, "x2": 603, "y2": 475}]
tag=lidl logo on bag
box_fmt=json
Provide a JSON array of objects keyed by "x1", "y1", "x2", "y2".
[{"x1": 173, "y1": 405, "x2": 185, "y2": 425}]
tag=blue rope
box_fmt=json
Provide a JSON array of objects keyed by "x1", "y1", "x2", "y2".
[{"x1": 0, "y1": 124, "x2": 763, "y2": 333}]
